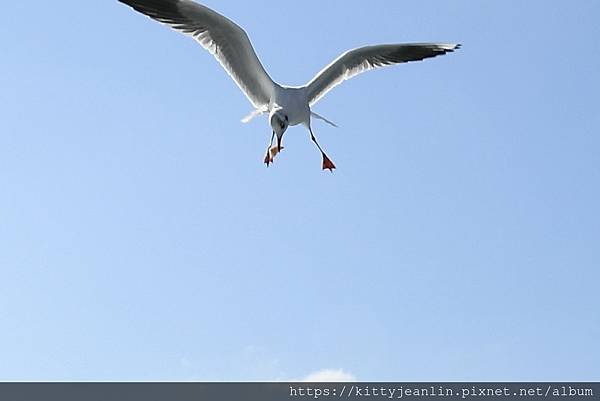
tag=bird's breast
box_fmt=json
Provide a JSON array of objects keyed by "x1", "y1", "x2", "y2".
[{"x1": 273, "y1": 88, "x2": 310, "y2": 126}]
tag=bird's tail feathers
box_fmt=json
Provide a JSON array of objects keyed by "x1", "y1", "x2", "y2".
[
  {"x1": 241, "y1": 108, "x2": 267, "y2": 123},
  {"x1": 311, "y1": 112, "x2": 339, "y2": 128}
]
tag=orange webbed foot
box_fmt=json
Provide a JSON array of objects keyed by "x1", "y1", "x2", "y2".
[
  {"x1": 264, "y1": 151, "x2": 272, "y2": 167},
  {"x1": 264, "y1": 146, "x2": 284, "y2": 167},
  {"x1": 322, "y1": 154, "x2": 336, "y2": 172}
]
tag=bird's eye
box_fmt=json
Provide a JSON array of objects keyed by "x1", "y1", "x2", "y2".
[{"x1": 280, "y1": 122, "x2": 285, "y2": 129}]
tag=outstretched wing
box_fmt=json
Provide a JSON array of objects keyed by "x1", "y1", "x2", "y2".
[
  {"x1": 118, "y1": 0, "x2": 276, "y2": 108},
  {"x1": 305, "y1": 43, "x2": 460, "y2": 106}
]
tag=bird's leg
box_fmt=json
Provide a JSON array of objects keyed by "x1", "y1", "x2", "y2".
[
  {"x1": 309, "y1": 127, "x2": 336, "y2": 172},
  {"x1": 264, "y1": 131, "x2": 284, "y2": 166},
  {"x1": 264, "y1": 131, "x2": 275, "y2": 166}
]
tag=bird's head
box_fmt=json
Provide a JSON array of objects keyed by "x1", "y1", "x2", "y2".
[{"x1": 269, "y1": 108, "x2": 289, "y2": 150}]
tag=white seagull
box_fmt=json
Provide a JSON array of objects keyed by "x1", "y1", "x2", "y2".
[{"x1": 118, "y1": 0, "x2": 460, "y2": 171}]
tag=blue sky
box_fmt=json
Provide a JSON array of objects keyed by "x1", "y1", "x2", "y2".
[{"x1": 1, "y1": 0, "x2": 599, "y2": 381}]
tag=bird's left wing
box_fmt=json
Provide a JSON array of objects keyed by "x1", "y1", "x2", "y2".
[
  {"x1": 118, "y1": 0, "x2": 276, "y2": 109},
  {"x1": 305, "y1": 43, "x2": 460, "y2": 106}
]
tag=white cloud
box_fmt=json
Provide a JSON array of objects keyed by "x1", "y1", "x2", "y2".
[{"x1": 302, "y1": 369, "x2": 356, "y2": 382}]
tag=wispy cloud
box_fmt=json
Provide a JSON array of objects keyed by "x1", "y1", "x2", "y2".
[{"x1": 301, "y1": 369, "x2": 356, "y2": 382}]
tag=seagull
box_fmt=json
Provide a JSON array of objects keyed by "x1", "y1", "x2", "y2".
[{"x1": 118, "y1": 0, "x2": 460, "y2": 171}]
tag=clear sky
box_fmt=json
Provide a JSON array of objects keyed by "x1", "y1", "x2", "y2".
[{"x1": 1, "y1": 0, "x2": 599, "y2": 381}]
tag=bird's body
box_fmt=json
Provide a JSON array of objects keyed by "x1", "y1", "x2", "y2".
[
  {"x1": 272, "y1": 87, "x2": 310, "y2": 128},
  {"x1": 118, "y1": 0, "x2": 460, "y2": 170}
]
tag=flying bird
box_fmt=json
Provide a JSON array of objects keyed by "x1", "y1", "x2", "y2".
[{"x1": 118, "y1": 0, "x2": 460, "y2": 171}]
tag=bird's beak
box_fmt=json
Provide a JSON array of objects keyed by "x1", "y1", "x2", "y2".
[{"x1": 277, "y1": 134, "x2": 282, "y2": 152}]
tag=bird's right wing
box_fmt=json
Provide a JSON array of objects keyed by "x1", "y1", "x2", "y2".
[
  {"x1": 118, "y1": 0, "x2": 277, "y2": 109},
  {"x1": 305, "y1": 43, "x2": 460, "y2": 106}
]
